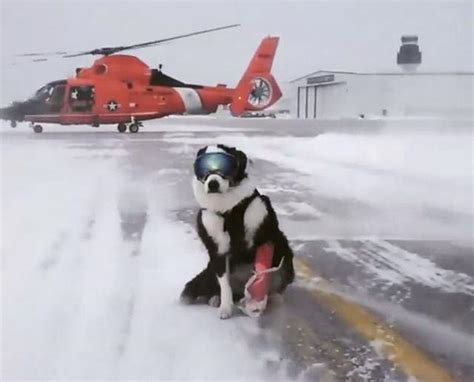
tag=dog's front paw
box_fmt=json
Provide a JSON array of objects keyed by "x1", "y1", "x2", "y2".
[{"x1": 219, "y1": 303, "x2": 233, "y2": 319}]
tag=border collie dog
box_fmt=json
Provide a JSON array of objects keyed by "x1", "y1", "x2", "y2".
[{"x1": 180, "y1": 144, "x2": 295, "y2": 319}]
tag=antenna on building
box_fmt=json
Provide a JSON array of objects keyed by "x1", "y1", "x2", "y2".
[{"x1": 397, "y1": 35, "x2": 422, "y2": 72}]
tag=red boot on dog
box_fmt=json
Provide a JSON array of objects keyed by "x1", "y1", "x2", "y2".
[{"x1": 240, "y1": 243, "x2": 283, "y2": 317}]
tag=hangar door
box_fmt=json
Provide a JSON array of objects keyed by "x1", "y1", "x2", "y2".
[{"x1": 297, "y1": 86, "x2": 318, "y2": 119}]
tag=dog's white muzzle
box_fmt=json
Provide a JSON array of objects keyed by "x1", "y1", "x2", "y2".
[{"x1": 205, "y1": 174, "x2": 229, "y2": 194}]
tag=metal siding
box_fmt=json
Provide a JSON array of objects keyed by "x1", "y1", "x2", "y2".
[
  {"x1": 306, "y1": 86, "x2": 315, "y2": 119},
  {"x1": 297, "y1": 87, "x2": 300, "y2": 118},
  {"x1": 314, "y1": 87, "x2": 317, "y2": 118},
  {"x1": 305, "y1": 87, "x2": 309, "y2": 118},
  {"x1": 298, "y1": 86, "x2": 306, "y2": 119}
]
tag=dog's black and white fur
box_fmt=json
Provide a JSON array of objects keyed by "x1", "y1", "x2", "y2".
[{"x1": 180, "y1": 144, "x2": 295, "y2": 319}]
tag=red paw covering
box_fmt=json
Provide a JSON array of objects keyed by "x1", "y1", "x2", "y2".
[
  {"x1": 248, "y1": 243, "x2": 274, "y2": 301},
  {"x1": 239, "y1": 243, "x2": 276, "y2": 317}
]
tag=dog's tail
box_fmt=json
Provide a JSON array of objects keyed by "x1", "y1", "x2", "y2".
[{"x1": 230, "y1": 37, "x2": 282, "y2": 116}]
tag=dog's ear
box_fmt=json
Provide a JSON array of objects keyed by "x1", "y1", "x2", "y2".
[
  {"x1": 235, "y1": 149, "x2": 248, "y2": 180},
  {"x1": 196, "y1": 146, "x2": 207, "y2": 158},
  {"x1": 218, "y1": 145, "x2": 247, "y2": 180}
]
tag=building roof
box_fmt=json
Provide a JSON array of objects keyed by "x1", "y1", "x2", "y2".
[{"x1": 290, "y1": 70, "x2": 474, "y2": 83}]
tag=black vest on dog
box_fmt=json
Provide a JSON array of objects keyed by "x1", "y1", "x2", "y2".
[{"x1": 220, "y1": 190, "x2": 260, "y2": 263}]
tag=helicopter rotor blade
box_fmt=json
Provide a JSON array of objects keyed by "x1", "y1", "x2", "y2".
[
  {"x1": 14, "y1": 51, "x2": 68, "y2": 57},
  {"x1": 63, "y1": 23, "x2": 240, "y2": 58},
  {"x1": 10, "y1": 56, "x2": 57, "y2": 65},
  {"x1": 63, "y1": 48, "x2": 121, "y2": 58},
  {"x1": 115, "y1": 23, "x2": 241, "y2": 52}
]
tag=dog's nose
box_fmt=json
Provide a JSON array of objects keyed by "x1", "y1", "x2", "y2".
[{"x1": 207, "y1": 179, "x2": 220, "y2": 193}]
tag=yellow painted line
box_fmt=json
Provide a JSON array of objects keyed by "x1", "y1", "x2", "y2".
[{"x1": 295, "y1": 258, "x2": 457, "y2": 382}]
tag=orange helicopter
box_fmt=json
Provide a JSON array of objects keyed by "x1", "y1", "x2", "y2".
[{"x1": 1, "y1": 25, "x2": 282, "y2": 133}]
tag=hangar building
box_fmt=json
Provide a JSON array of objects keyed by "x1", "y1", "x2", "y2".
[{"x1": 289, "y1": 36, "x2": 473, "y2": 119}]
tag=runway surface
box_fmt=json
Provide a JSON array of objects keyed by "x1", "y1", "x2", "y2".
[{"x1": 2, "y1": 118, "x2": 473, "y2": 381}]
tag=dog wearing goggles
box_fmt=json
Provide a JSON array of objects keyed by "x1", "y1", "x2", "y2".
[{"x1": 180, "y1": 144, "x2": 295, "y2": 319}]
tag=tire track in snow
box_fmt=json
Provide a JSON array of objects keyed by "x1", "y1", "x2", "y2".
[
  {"x1": 114, "y1": 181, "x2": 149, "y2": 358},
  {"x1": 38, "y1": 231, "x2": 70, "y2": 270},
  {"x1": 57, "y1": 178, "x2": 151, "y2": 375},
  {"x1": 45, "y1": 166, "x2": 128, "y2": 379},
  {"x1": 37, "y1": 212, "x2": 97, "y2": 271},
  {"x1": 44, "y1": 207, "x2": 99, "y2": 377}
]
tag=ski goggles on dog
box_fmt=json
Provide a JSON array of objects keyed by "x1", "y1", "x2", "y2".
[{"x1": 194, "y1": 152, "x2": 239, "y2": 181}]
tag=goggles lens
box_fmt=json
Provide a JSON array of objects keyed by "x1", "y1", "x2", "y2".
[{"x1": 194, "y1": 152, "x2": 238, "y2": 180}]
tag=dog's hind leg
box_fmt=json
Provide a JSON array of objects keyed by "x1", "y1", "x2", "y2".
[
  {"x1": 180, "y1": 263, "x2": 219, "y2": 304},
  {"x1": 208, "y1": 295, "x2": 221, "y2": 307}
]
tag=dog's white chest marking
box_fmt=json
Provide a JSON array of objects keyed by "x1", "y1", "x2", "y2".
[
  {"x1": 201, "y1": 210, "x2": 230, "y2": 255},
  {"x1": 244, "y1": 197, "x2": 268, "y2": 248}
]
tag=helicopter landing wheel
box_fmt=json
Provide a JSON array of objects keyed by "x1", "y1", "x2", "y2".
[
  {"x1": 33, "y1": 124, "x2": 43, "y2": 133},
  {"x1": 117, "y1": 123, "x2": 127, "y2": 133},
  {"x1": 128, "y1": 123, "x2": 140, "y2": 133}
]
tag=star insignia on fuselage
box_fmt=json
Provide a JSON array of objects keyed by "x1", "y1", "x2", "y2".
[{"x1": 105, "y1": 100, "x2": 119, "y2": 112}]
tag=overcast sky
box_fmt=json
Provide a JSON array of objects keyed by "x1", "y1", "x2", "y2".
[{"x1": 1, "y1": 0, "x2": 472, "y2": 102}]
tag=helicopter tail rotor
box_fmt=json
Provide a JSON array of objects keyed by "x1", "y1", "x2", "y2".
[{"x1": 230, "y1": 36, "x2": 282, "y2": 116}]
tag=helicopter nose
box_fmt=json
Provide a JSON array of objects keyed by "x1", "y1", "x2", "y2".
[
  {"x1": 0, "y1": 103, "x2": 23, "y2": 122},
  {"x1": 0, "y1": 106, "x2": 11, "y2": 121}
]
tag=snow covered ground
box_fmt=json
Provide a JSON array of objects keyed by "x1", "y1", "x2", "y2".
[{"x1": 1, "y1": 118, "x2": 473, "y2": 380}]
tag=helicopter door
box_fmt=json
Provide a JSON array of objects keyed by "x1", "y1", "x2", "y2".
[{"x1": 69, "y1": 85, "x2": 95, "y2": 112}]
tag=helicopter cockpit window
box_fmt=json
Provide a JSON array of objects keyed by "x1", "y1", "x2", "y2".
[
  {"x1": 33, "y1": 85, "x2": 54, "y2": 101},
  {"x1": 29, "y1": 82, "x2": 67, "y2": 113},
  {"x1": 69, "y1": 85, "x2": 95, "y2": 112}
]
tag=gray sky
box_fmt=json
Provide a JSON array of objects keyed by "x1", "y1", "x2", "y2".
[{"x1": 1, "y1": 0, "x2": 472, "y2": 102}]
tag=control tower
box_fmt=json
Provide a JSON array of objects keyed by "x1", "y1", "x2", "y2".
[{"x1": 397, "y1": 35, "x2": 422, "y2": 72}]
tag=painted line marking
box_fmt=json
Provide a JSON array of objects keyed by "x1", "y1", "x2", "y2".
[{"x1": 295, "y1": 258, "x2": 456, "y2": 382}]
